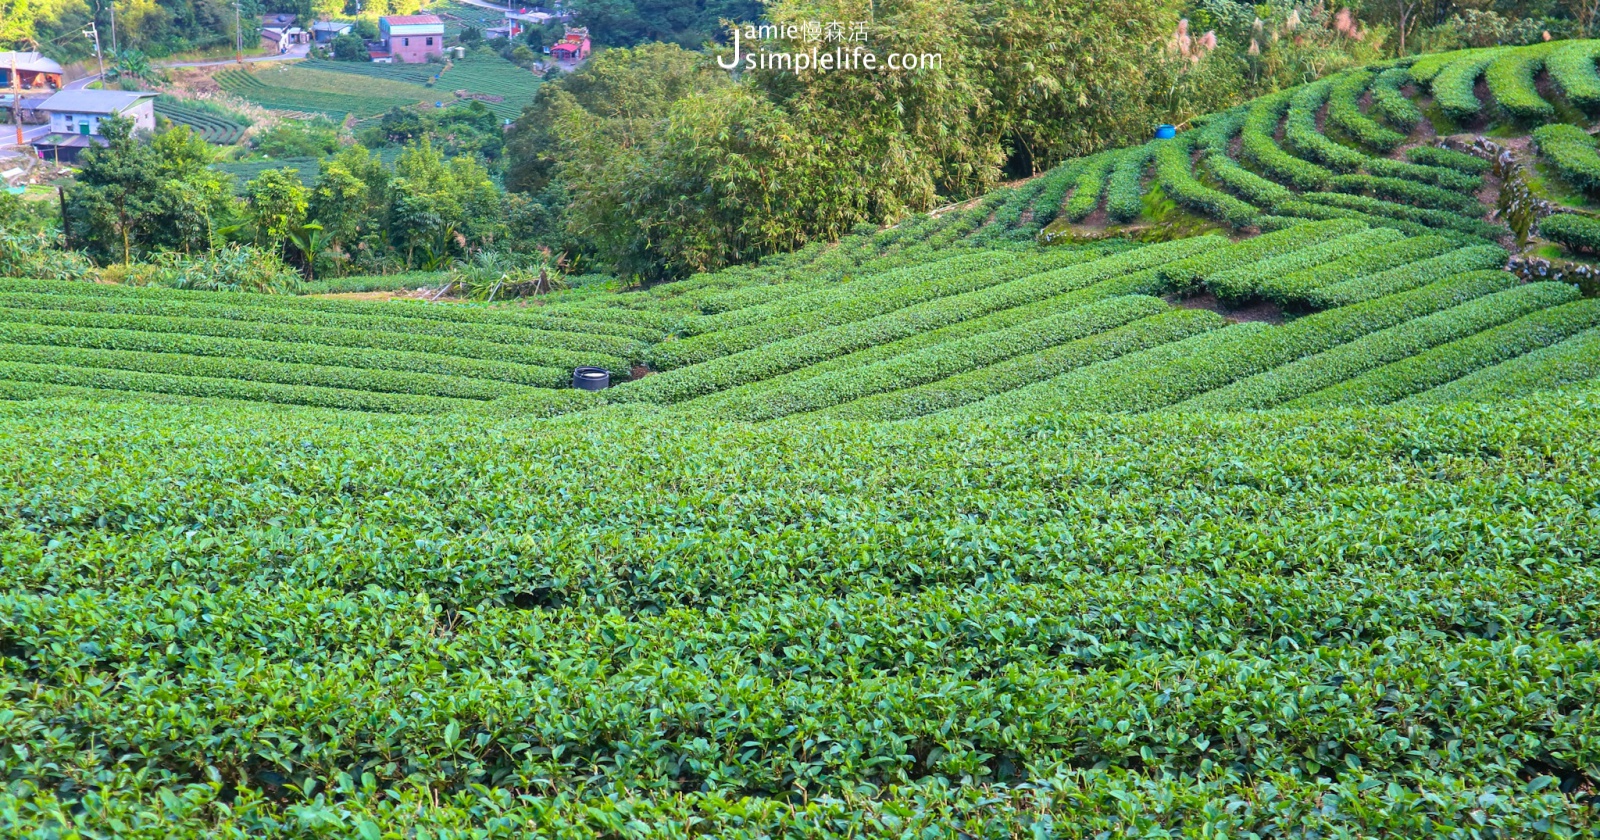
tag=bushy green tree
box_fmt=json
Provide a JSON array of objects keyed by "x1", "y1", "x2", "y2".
[
  {"x1": 243, "y1": 168, "x2": 308, "y2": 252},
  {"x1": 66, "y1": 119, "x2": 230, "y2": 264},
  {"x1": 331, "y1": 31, "x2": 367, "y2": 60}
]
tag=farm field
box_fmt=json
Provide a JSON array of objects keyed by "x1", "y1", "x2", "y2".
[
  {"x1": 153, "y1": 97, "x2": 247, "y2": 144},
  {"x1": 4, "y1": 39, "x2": 1600, "y2": 837},
  {"x1": 214, "y1": 65, "x2": 434, "y2": 119}
]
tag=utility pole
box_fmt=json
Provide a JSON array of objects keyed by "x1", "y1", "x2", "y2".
[
  {"x1": 108, "y1": 0, "x2": 119, "y2": 57},
  {"x1": 235, "y1": 0, "x2": 244, "y2": 63},
  {"x1": 10, "y1": 54, "x2": 22, "y2": 147},
  {"x1": 84, "y1": 23, "x2": 106, "y2": 83}
]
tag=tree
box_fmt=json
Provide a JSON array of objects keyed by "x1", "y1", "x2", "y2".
[
  {"x1": 67, "y1": 118, "x2": 224, "y2": 264},
  {"x1": 331, "y1": 31, "x2": 366, "y2": 60},
  {"x1": 1565, "y1": 0, "x2": 1600, "y2": 37},
  {"x1": 244, "y1": 168, "x2": 309, "y2": 253}
]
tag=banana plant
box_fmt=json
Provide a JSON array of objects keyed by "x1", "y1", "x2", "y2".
[{"x1": 285, "y1": 222, "x2": 327, "y2": 281}]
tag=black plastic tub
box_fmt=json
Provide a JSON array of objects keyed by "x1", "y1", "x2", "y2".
[{"x1": 573, "y1": 367, "x2": 611, "y2": 391}]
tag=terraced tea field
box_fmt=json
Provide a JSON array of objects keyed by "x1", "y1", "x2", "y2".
[
  {"x1": 153, "y1": 98, "x2": 247, "y2": 144},
  {"x1": 214, "y1": 65, "x2": 433, "y2": 119},
  {"x1": 4, "y1": 40, "x2": 1600, "y2": 838}
]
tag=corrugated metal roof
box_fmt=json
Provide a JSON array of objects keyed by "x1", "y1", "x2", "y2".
[
  {"x1": 37, "y1": 89, "x2": 157, "y2": 114},
  {"x1": 383, "y1": 14, "x2": 443, "y2": 25},
  {"x1": 0, "y1": 52, "x2": 64, "y2": 75}
]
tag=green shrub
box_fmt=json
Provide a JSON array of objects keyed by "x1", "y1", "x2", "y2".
[
  {"x1": 1326, "y1": 174, "x2": 1483, "y2": 214},
  {"x1": 1283, "y1": 79, "x2": 1366, "y2": 171},
  {"x1": 1106, "y1": 143, "x2": 1158, "y2": 222},
  {"x1": 0, "y1": 298, "x2": 618, "y2": 375},
  {"x1": 1308, "y1": 244, "x2": 1510, "y2": 308},
  {"x1": 1063, "y1": 151, "x2": 1119, "y2": 222},
  {"x1": 1404, "y1": 145, "x2": 1491, "y2": 174},
  {"x1": 1154, "y1": 219, "x2": 1367, "y2": 293},
  {"x1": 0, "y1": 359, "x2": 471, "y2": 413},
  {"x1": 1326, "y1": 70, "x2": 1406, "y2": 152},
  {"x1": 1206, "y1": 228, "x2": 1406, "y2": 302},
  {"x1": 1485, "y1": 44, "x2": 1556, "y2": 123},
  {"x1": 1363, "y1": 157, "x2": 1482, "y2": 192},
  {"x1": 1539, "y1": 212, "x2": 1600, "y2": 252},
  {"x1": 1406, "y1": 326, "x2": 1600, "y2": 403},
  {"x1": 1288, "y1": 298, "x2": 1600, "y2": 406},
  {"x1": 684, "y1": 295, "x2": 1169, "y2": 421},
  {"x1": 1369, "y1": 67, "x2": 1421, "y2": 131},
  {"x1": 1548, "y1": 40, "x2": 1600, "y2": 110},
  {"x1": 1239, "y1": 91, "x2": 1333, "y2": 191},
  {"x1": 819, "y1": 308, "x2": 1224, "y2": 421},
  {"x1": 1179, "y1": 276, "x2": 1559, "y2": 410},
  {"x1": 1430, "y1": 48, "x2": 1505, "y2": 121},
  {"x1": 1257, "y1": 235, "x2": 1458, "y2": 307},
  {"x1": 1153, "y1": 136, "x2": 1258, "y2": 228},
  {"x1": 615, "y1": 237, "x2": 1227, "y2": 403},
  {"x1": 1299, "y1": 192, "x2": 1506, "y2": 239},
  {"x1": 1534, "y1": 123, "x2": 1600, "y2": 193}
]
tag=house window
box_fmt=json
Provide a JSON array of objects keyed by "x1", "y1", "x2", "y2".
[
  {"x1": 403, "y1": 37, "x2": 410, "y2": 46},
  {"x1": 426, "y1": 36, "x2": 434, "y2": 45}
]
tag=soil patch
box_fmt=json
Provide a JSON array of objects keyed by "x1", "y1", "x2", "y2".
[{"x1": 1167, "y1": 291, "x2": 1285, "y2": 325}]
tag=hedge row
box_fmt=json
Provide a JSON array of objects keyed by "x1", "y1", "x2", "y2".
[
  {"x1": 1485, "y1": 43, "x2": 1556, "y2": 123},
  {"x1": 1154, "y1": 135, "x2": 1259, "y2": 228},
  {"x1": 1288, "y1": 298, "x2": 1600, "y2": 407},
  {"x1": 1535, "y1": 123, "x2": 1600, "y2": 193},
  {"x1": 1362, "y1": 157, "x2": 1482, "y2": 192},
  {"x1": 817, "y1": 309, "x2": 1224, "y2": 422},
  {"x1": 1063, "y1": 151, "x2": 1120, "y2": 222},
  {"x1": 684, "y1": 295, "x2": 1169, "y2": 422},
  {"x1": 1326, "y1": 173, "x2": 1483, "y2": 214},
  {"x1": 1430, "y1": 48, "x2": 1505, "y2": 122},
  {"x1": 0, "y1": 289, "x2": 645, "y2": 360},
  {"x1": 1410, "y1": 46, "x2": 1492, "y2": 82},
  {"x1": 983, "y1": 266, "x2": 1524, "y2": 416},
  {"x1": 614, "y1": 237, "x2": 1227, "y2": 403},
  {"x1": 1241, "y1": 91, "x2": 1334, "y2": 191},
  {"x1": 0, "y1": 277, "x2": 654, "y2": 342},
  {"x1": 1106, "y1": 143, "x2": 1158, "y2": 222},
  {"x1": 1538, "y1": 211, "x2": 1600, "y2": 252},
  {"x1": 680, "y1": 251, "x2": 1011, "y2": 338},
  {"x1": 732, "y1": 245, "x2": 1148, "y2": 389},
  {"x1": 1257, "y1": 235, "x2": 1458, "y2": 307},
  {"x1": 1405, "y1": 145, "x2": 1491, "y2": 174},
  {"x1": 1298, "y1": 192, "x2": 1506, "y2": 239},
  {"x1": 1548, "y1": 39, "x2": 1600, "y2": 110},
  {"x1": 1284, "y1": 79, "x2": 1366, "y2": 171},
  {"x1": 1308, "y1": 244, "x2": 1510, "y2": 308},
  {"x1": 0, "y1": 319, "x2": 569, "y2": 392},
  {"x1": 969, "y1": 178, "x2": 1050, "y2": 244},
  {"x1": 1154, "y1": 219, "x2": 1367, "y2": 294},
  {"x1": 1178, "y1": 276, "x2": 1556, "y2": 411},
  {"x1": 0, "y1": 304, "x2": 604, "y2": 379},
  {"x1": 1270, "y1": 200, "x2": 1474, "y2": 242},
  {"x1": 1369, "y1": 67, "x2": 1421, "y2": 131},
  {"x1": 0, "y1": 340, "x2": 532, "y2": 403},
  {"x1": 0, "y1": 360, "x2": 471, "y2": 413},
  {"x1": 1206, "y1": 228, "x2": 1407, "y2": 302},
  {"x1": 1407, "y1": 326, "x2": 1600, "y2": 403},
  {"x1": 653, "y1": 251, "x2": 1122, "y2": 369},
  {"x1": 1326, "y1": 70, "x2": 1407, "y2": 151},
  {"x1": 959, "y1": 322, "x2": 1269, "y2": 416},
  {"x1": 1019, "y1": 159, "x2": 1083, "y2": 233}
]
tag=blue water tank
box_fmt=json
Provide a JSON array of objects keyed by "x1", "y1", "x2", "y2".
[{"x1": 1155, "y1": 124, "x2": 1177, "y2": 140}]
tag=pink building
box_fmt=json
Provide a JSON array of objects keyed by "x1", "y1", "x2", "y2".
[
  {"x1": 379, "y1": 15, "x2": 445, "y2": 64},
  {"x1": 550, "y1": 27, "x2": 591, "y2": 62}
]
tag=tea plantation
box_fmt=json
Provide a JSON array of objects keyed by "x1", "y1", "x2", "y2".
[{"x1": 4, "y1": 40, "x2": 1600, "y2": 837}]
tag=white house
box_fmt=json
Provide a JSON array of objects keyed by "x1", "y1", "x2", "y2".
[{"x1": 38, "y1": 89, "x2": 157, "y2": 136}]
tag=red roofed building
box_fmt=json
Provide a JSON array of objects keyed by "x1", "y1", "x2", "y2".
[
  {"x1": 550, "y1": 27, "x2": 591, "y2": 62},
  {"x1": 380, "y1": 14, "x2": 445, "y2": 63}
]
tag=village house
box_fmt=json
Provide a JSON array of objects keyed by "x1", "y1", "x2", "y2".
[
  {"x1": 312, "y1": 20, "x2": 354, "y2": 44},
  {"x1": 379, "y1": 15, "x2": 445, "y2": 64},
  {"x1": 0, "y1": 52, "x2": 65, "y2": 91},
  {"x1": 32, "y1": 89, "x2": 157, "y2": 162},
  {"x1": 549, "y1": 27, "x2": 591, "y2": 62}
]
